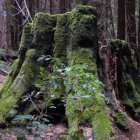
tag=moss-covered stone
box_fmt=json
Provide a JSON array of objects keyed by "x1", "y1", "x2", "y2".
[{"x1": 110, "y1": 39, "x2": 140, "y2": 120}]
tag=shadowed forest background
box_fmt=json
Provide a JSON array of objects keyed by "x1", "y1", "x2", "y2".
[{"x1": 0, "y1": 0, "x2": 140, "y2": 140}]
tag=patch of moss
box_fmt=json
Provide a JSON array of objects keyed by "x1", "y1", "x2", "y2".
[
  {"x1": 18, "y1": 23, "x2": 33, "y2": 58},
  {"x1": 68, "y1": 5, "x2": 97, "y2": 50},
  {"x1": 1, "y1": 24, "x2": 33, "y2": 94},
  {"x1": 63, "y1": 7, "x2": 114, "y2": 139},
  {"x1": 11, "y1": 49, "x2": 39, "y2": 92},
  {"x1": 1, "y1": 59, "x2": 20, "y2": 93},
  {"x1": 92, "y1": 94, "x2": 115, "y2": 140},
  {"x1": 32, "y1": 13, "x2": 57, "y2": 50},
  {"x1": 54, "y1": 13, "x2": 69, "y2": 60},
  {"x1": 114, "y1": 110, "x2": 128, "y2": 129},
  {"x1": 66, "y1": 48, "x2": 114, "y2": 140},
  {"x1": 0, "y1": 12, "x2": 58, "y2": 122},
  {"x1": 0, "y1": 49, "x2": 39, "y2": 121}
]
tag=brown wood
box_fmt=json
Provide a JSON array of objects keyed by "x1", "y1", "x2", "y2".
[{"x1": 117, "y1": 0, "x2": 125, "y2": 40}]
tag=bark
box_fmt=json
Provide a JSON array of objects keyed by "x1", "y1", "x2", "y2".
[
  {"x1": 138, "y1": 1, "x2": 140, "y2": 49},
  {"x1": 110, "y1": 40, "x2": 140, "y2": 120},
  {"x1": 0, "y1": 0, "x2": 10, "y2": 51},
  {"x1": 126, "y1": 0, "x2": 136, "y2": 48}
]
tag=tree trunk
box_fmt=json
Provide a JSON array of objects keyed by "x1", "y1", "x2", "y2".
[
  {"x1": 126, "y1": 0, "x2": 136, "y2": 48},
  {"x1": 117, "y1": 0, "x2": 125, "y2": 40},
  {"x1": 138, "y1": 1, "x2": 140, "y2": 49},
  {"x1": 0, "y1": 0, "x2": 10, "y2": 51}
]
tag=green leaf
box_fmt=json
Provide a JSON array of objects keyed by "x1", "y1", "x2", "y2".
[
  {"x1": 49, "y1": 106, "x2": 56, "y2": 109},
  {"x1": 81, "y1": 95, "x2": 91, "y2": 98},
  {"x1": 42, "y1": 118, "x2": 49, "y2": 123}
]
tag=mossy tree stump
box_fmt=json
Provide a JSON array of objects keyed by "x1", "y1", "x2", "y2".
[
  {"x1": 0, "y1": 5, "x2": 116, "y2": 140},
  {"x1": 110, "y1": 40, "x2": 140, "y2": 121}
]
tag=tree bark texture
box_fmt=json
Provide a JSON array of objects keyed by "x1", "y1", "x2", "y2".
[
  {"x1": 0, "y1": 0, "x2": 11, "y2": 51},
  {"x1": 117, "y1": 0, "x2": 125, "y2": 40},
  {"x1": 126, "y1": 0, "x2": 136, "y2": 48},
  {"x1": 138, "y1": 1, "x2": 140, "y2": 49}
]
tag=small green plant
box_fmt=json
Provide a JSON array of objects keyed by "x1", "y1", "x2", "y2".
[
  {"x1": 12, "y1": 55, "x2": 103, "y2": 139},
  {"x1": 12, "y1": 114, "x2": 50, "y2": 138}
]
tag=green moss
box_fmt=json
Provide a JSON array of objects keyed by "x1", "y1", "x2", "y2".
[
  {"x1": 73, "y1": 5, "x2": 96, "y2": 15},
  {"x1": 11, "y1": 49, "x2": 39, "y2": 92},
  {"x1": 68, "y1": 6, "x2": 97, "y2": 50},
  {"x1": 92, "y1": 94, "x2": 114, "y2": 140},
  {"x1": 1, "y1": 24, "x2": 33, "y2": 94},
  {"x1": 0, "y1": 59, "x2": 19, "y2": 93},
  {"x1": 0, "y1": 22, "x2": 35, "y2": 121},
  {"x1": 114, "y1": 110, "x2": 128, "y2": 128},
  {"x1": 0, "y1": 49, "x2": 40, "y2": 121},
  {"x1": 54, "y1": 13, "x2": 69, "y2": 59},
  {"x1": 32, "y1": 13, "x2": 56, "y2": 33},
  {"x1": 26, "y1": 49, "x2": 36, "y2": 57},
  {"x1": 66, "y1": 48, "x2": 114, "y2": 140},
  {"x1": 32, "y1": 13, "x2": 57, "y2": 50},
  {"x1": 18, "y1": 23, "x2": 33, "y2": 57},
  {"x1": 123, "y1": 99, "x2": 134, "y2": 108},
  {"x1": 63, "y1": 7, "x2": 114, "y2": 139}
]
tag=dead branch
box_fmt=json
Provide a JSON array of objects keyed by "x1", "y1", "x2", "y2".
[{"x1": 0, "y1": 68, "x2": 8, "y2": 75}]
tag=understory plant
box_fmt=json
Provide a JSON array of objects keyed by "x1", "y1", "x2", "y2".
[{"x1": 12, "y1": 55, "x2": 103, "y2": 139}]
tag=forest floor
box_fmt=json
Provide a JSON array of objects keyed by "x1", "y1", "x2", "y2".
[
  {"x1": 0, "y1": 121, "x2": 93, "y2": 140},
  {"x1": 0, "y1": 125, "x2": 93, "y2": 140}
]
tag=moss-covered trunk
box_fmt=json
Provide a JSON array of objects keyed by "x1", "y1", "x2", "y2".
[
  {"x1": 0, "y1": 5, "x2": 140, "y2": 140},
  {"x1": 110, "y1": 40, "x2": 140, "y2": 121}
]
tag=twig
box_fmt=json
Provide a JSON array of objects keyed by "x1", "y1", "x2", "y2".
[
  {"x1": 0, "y1": 68, "x2": 8, "y2": 75},
  {"x1": 12, "y1": 7, "x2": 26, "y2": 17},
  {"x1": 28, "y1": 92, "x2": 41, "y2": 114},
  {"x1": 2, "y1": 55, "x2": 11, "y2": 65},
  {"x1": 23, "y1": 0, "x2": 33, "y2": 22},
  {"x1": 15, "y1": 0, "x2": 26, "y2": 16}
]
